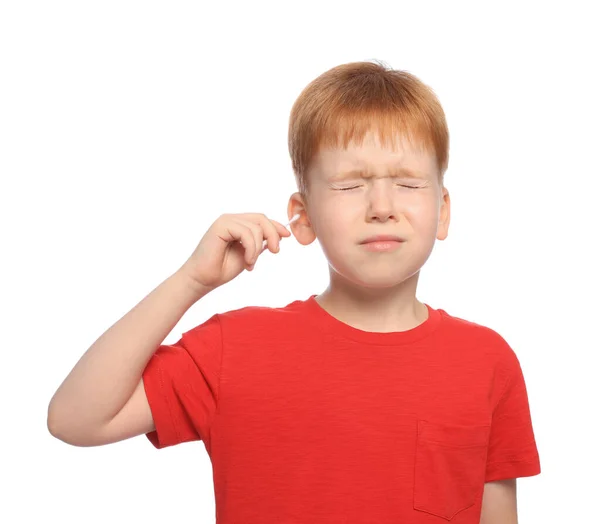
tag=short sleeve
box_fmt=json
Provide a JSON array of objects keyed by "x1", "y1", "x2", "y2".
[
  {"x1": 485, "y1": 344, "x2": 541, "y2": 481},
  {"x1": 142, "y1": 313, "x2": 222, "y2": 450}
]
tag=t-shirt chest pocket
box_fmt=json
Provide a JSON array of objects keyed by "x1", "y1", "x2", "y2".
[{"x1": 413, "y1": 419, "x2": 491, "y2": 521}]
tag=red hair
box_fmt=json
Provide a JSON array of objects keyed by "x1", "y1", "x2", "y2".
[{"x1": 288, "y1": 60, "x2": 449, "y2": 197}]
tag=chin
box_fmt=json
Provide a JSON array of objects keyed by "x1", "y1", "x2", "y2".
[{"x1": 326, "y1": 251, "x2": 424, "y2": 288}]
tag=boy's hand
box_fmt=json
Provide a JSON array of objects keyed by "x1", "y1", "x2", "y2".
[{"x1": 178, "y1": 213, "x2": 292, "y2": 292}]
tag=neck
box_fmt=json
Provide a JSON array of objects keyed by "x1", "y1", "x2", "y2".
[{"x1": 315, "y1": 271, "x2": 427, "y2": 333}]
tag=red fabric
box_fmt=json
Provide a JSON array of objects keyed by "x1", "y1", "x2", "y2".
[{"x1": 142, "y1": 295, "x2": 540, "y2": 523}]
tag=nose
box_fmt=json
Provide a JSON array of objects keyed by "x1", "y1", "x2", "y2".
[{"x1": 366, "y1": 179, "x2": 398, "y2": 222}]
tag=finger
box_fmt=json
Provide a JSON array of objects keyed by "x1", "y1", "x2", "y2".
[
  {"x1": 226, "y1": 223, "x2": 256, "y2": 265},
  {"x1": 242, "y1": 213, "x2": 292, "y2": 240},
  {"x1": 271, "y1": 219, "x2": 293, "y2": 239},
  {"x1": 254, "y1": 215, "x2": 288, "y2": 253},
  {"x1": 237, "y1": 219, "x2": 264, "y2": 265},
  {"x1": 241, "y1": 214, "x2": 280, "y2": 254}
]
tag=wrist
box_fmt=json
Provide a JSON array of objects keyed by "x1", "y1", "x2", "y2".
[{"x1": 171, "y1": 267, "x2": 214, "y2": 300}]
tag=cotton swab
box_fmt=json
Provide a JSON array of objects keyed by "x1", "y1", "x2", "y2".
[
  {"x1": 285, "y1": 213, "x2": 301, "y2": 229},
  {"x1": 262, "y1": 213, "x2": 301, "y2": 250}
]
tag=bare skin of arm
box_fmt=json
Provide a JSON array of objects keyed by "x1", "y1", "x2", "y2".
[
  {"x1": 47, "y1": 270, "x2": 210, "y2": 446},
  {"x1": 47, "y1": 213, "x2": 290, "y2": 447},
  {"x1": 480, "y1": 479, "x2": 518, "y2": 524}
]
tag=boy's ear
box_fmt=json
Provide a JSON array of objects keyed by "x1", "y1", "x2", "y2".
[
  {"x1": 287, "y1": 192, "x2": 317, "y2": 246},
  {"x1": 437, "y1": 186, "x2": 451, "y2": 241}
]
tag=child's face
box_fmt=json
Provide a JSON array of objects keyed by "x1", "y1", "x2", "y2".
[{"x1": 289, "y1": 129, "x2": 450, "y2": 289}]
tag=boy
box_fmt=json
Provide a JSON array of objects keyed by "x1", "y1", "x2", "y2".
[{"x1": 47, "y1": 60, "x2": 541, "y2": 523}]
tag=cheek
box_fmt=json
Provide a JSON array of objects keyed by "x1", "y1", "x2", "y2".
[
  {"x1": 405, "y1": 198, "x2": 439, "y2": 224},
  {"x1": 312, "y1": 197, "x2": 353, "y2": 232},
  {"x1": 414, "y1": 215, "x2": 441, "y2": 245}
]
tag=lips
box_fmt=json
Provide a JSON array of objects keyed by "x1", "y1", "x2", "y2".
[{"x1": 360, "y1": 235, "x2": 405, "y2": 244}]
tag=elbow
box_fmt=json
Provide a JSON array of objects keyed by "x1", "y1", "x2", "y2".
[
  {"x1": 47, "y1": 403, "x2": 85, "y2": 447},
  {"x1": 47, "y1": 401, "x2": 62, "y2": 438},
  {"x1": 47, "y1": 403, "x2": 111, "y2": 447},
  {"x1": 47, "y1": 404, "x2": 71, "y2": 444}
]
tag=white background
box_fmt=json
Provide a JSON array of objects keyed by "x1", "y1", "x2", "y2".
[{"x1": 1, "y1": 1, "x2": 598, "y2": 522}]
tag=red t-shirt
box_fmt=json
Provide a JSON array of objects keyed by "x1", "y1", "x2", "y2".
[{"x1": 142, "y1": 294, "x2": 541, "y2": 523}]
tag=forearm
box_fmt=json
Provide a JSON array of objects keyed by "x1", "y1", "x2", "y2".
[{"x1": 47, "y1": 269, "x2": 210, "y2": 435}]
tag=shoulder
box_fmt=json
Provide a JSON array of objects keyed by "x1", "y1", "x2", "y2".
[
  {"x1": 437, "y1": 307, "x2": 520, "y2": 369},
  {"x1": 209, "y1": 297, "x2": 310, "y2": 338},
  {"x1": 218, "y1": 296, "x2": 306, "y2": 321}
]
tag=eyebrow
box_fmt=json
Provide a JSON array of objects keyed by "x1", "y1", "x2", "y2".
[{"x1": 328, "y1": 167, "x2": 427, "y2": 181}]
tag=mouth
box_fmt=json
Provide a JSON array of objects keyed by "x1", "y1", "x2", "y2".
[
  {"x1": 360, "y1": 235, "x2": 405, "y2": 244},
  {"x1": 359, "y1": 237, "x2": 405, "y2": 252}
]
